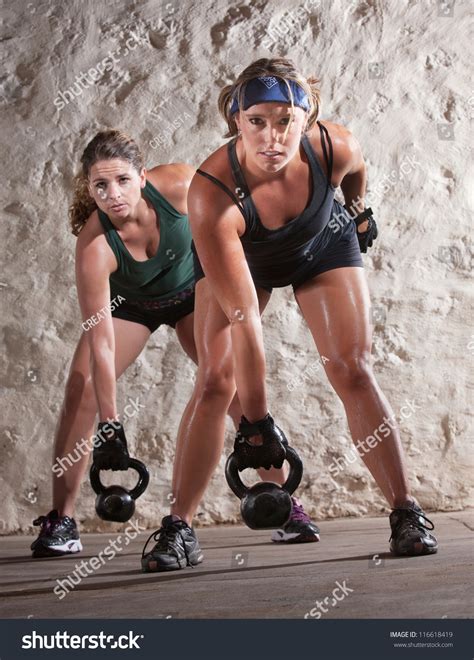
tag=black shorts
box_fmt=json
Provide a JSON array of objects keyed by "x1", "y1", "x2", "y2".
[
  {"x1": 290, "y1": 213, "x2": 364, "y2": 291},
  {"x1": 111, "y1": 286, "x2": 195, "y2": 333},
  {"x1": 191, "y1": 213, "x2": 363, "y2": 294},
  {"x1": 191, "y1": 243, "x2": 274, "y2": 294}
]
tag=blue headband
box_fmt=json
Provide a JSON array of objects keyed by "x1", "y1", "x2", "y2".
[{"x1": 230, "y1": 76, "x2": 311, "y2": 114}]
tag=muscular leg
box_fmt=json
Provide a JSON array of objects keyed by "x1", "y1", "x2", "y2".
[
  {"x1": 174, "y1": 288, "x2": 284, "y2": 492},
  {"x1": 52, "y1": 318, "x2": 151, "y2": 517},
  {"x1": 170, "y1": 280, "x2": 272, "y2": 524},
  {"x1": 294, "y1": 267, "x2": 414, "y2": 508}
]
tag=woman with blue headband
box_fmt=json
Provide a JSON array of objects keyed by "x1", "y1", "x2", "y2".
[{"x1": 141, "y1": 57, "x2": 437, "y2": 572}]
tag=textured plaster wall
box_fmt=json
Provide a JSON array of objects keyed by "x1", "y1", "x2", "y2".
[{"x1": 0, "y1": 0, "x2": 472, "y2": 533}]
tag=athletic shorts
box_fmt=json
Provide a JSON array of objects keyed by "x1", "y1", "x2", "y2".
[
  {"x1": 289, "y1": 213, "x2": 364, "y2": 291},
  {"x1": 111, "y1": 285, "x2": 195, "y2": 333},
  {"x1": 191, "y1": 213, "x2": 364, "y2": 294}
]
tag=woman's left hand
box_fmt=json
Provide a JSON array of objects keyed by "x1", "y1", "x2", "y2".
[{"x1": 354, "y1": 208, "x2": 378, "y2": 253}]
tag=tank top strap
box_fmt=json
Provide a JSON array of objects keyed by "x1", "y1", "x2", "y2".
[
  {"x1": 317, "y1": 120, "x2": 334, "y2": 189},
  {"x1": 227, "y1": 138, "x2": 258, "y2": 225},
  {"x1": 299, "y1": 124, "x2": 335, "y2": 220},
  {"x1": 97, "y1": 207, "x2": 115, "y2": 232},
  {"x1": 143, "y1": 179, "x2": 184, "y2": 219},
  {"x1": 300, "y1": 121, "x2": 334, "y2": 193},
  {"x1": 97, "y1": 209, "x2": 126, "y2": 266},
  {"x1": 195, "y1": 167, "x2": 252, "y2": 235},
  {"x1": 195, "y1": 169, "x2": 245, "y2": 215}
]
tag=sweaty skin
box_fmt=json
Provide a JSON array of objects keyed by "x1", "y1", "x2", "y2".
[
  {"x1": 52, "y1": 158, "x2": 282, "y2": 520},
  {"x1": 170, "y1": 103, "x2": 415, "y2": 525}
]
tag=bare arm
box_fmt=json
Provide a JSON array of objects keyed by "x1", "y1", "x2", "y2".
[
  {"x1": 75, "y1": 222, "x2": 118, "y2": 421},
  {"x1": 189, "y1": 175, "x2": 268, "y2": 421}
]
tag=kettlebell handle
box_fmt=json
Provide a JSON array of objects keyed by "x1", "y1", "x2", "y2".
[
  {"x1": 90, "y1": 457, "x2": 150, "y2": 501},
  {"x1": 225, "y1": 445, "x2": 303, "y2": 499},
  {"x1": 283, "y1": 446, "x2": 303, "y2": 494}
]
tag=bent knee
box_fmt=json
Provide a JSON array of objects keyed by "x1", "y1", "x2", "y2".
[
  {"x1": 197, "y1": 365, "x2": 235, "y2": 400},
  {"x1": 327, "y1": 352, "x2": 374, "y2": 391}
]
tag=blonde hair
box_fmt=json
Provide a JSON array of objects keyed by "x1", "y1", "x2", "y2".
[
  {"x1": 68, "y1": 129, "x2": 144, "y2": 236},
  {"x1": 218, "y1": 57, "x2": 321, "y2": 138}
]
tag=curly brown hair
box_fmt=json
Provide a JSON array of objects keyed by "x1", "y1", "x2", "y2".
[
  {"x1": 69, "y1": 129, "x2": 144, "y2": 236},
  {"x1": 218, "y1": 57, "x2": 321, "y2": 138}
]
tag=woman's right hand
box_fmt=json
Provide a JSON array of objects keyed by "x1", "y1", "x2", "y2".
[{"x1": 92, "y1": 421, "x2": 130, "y2": 471}]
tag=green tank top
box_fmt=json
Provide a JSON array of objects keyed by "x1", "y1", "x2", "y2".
[{"x1": 97, "y1": 180, "x2": 195, "y2": 301}]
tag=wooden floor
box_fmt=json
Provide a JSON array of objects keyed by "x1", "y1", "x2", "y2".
[{"x1": 1, "y1": 511, "x2": 472, "y2": 619}]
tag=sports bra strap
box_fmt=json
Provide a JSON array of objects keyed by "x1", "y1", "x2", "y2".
[
  {"x1": 195, "y1": 169, "x2": 246, "y2": 217},
  {"x1": 317, "y1": 120, "x2": 333, "y2": 189}
]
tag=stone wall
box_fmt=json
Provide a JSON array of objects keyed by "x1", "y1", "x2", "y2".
[{"x1": 1, "y1": 0, "x2": 472, "y2": 533}]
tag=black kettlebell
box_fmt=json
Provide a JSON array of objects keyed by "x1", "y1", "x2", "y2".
[
  {"x1": 225, "y1": 446, "x2": 303, "y2": 530},
  {"x1": 90, "y1": 458, "x2": 149, "y2": 522}
]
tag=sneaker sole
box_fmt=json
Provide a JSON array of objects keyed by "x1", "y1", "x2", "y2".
[
  {"x1": 141, "y1": 551, "x2": 204, "y2": 573},
  {"x1": 32, "y1": 540, "x2": 83, "y2": 558},
  {"x1": 271, "y1": 531, "x2": 320, "y2": 544},
  {"x1": 390, "y1": 542, "x2": 438, "y2": 557}
]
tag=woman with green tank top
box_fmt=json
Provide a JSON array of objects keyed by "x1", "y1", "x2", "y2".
[{"x1": 29, "y1": 129, "x2": 201, "y2": 558}]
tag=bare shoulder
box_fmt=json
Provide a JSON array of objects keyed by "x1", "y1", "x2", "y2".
[
  {"x1": 189, "y1": 142, "x2": 235, "y2": 201},
  {"x1": 188, "y1": 143, "x2": 245, "y2": 235},
  {"x1": 75, "y1": 210, "x2": 116, "y2": 272},
  {"x1": 147, "y1": 163, "x2": 195, "y2": 214},
  {"x1": 189, "y1": 142, "x2": 236, "y2": 197},
  {"x1": 308, "y1": 120, "x2": 363, "y2": 183},
  {"x1": 323, "y1": 119, "x2": 363, "y2": 155}
]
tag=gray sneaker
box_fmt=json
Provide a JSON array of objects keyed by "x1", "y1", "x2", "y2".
[
  {"x1": 389, "y1": 503, "x2": 438, "y2": 556},
  {"x1": 141, "y1": 515, "x2": 204, "y2": 572}
]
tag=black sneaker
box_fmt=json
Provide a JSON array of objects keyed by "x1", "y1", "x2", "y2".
[
  {"x1": 271, "y1": 497, "x2": 320, "y2": 543},
  {"x1": 389, "y1": 503, "x2": 438, "y2": 556},
  {"x1": 31, "y1": 509, "x2": 82, "y2": 558},
  {"x1": 141, "y1": 515, "x2": 204, "y2": 572}
]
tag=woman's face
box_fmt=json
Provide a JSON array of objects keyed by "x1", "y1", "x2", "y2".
[
  {"x1": 88, "y1": 159, "x2": 145, "y2": 219},
  {"x1": 235, "y1": 103, "x2": 307, "y2": 174}
]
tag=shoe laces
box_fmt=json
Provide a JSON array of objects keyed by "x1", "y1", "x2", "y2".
[
  {"x1": 142, "y1": 521, "x2": 192, "y2": 567},
  {"x1": 289, "y1": 498, "x2": 311, "y2": 523},
  {"x1": 389, "y1": 505, "x2": 435, "y2": 541},
  {"x1": 33, "y1": 511, "x2": 64, "y2": 537}
]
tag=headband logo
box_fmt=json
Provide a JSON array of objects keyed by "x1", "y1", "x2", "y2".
[{"x1": 258, "y1": 76, "x2": 279, "y2": 89}]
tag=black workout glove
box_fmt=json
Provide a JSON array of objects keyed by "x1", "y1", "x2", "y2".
[
  {"x1": 233, "y1": 413, "x2": 288, "y2": 471},
  {"x1": 92, "y1": 421, "x2": 130, "y2": 471},
  {"x1": 353, "y1": 207, "x2": 378, "y2": 253}
]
